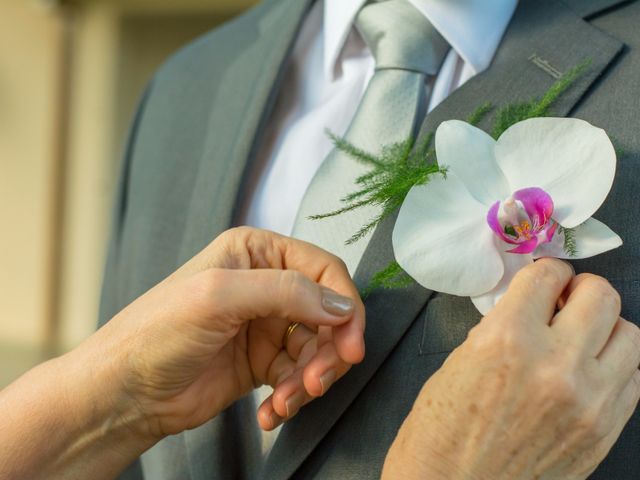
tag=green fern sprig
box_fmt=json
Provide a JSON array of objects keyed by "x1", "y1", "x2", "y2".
[
  {"x1": 468, "y1": 102, "x2": 493, "y2": 126},
  {"x1": 309, "y1": 134, "x2": 447, "y2": 245},
  {"x1": 361, "y1": 261, "x2": 414, "y2": 298},
  {"x1": 559, "y1": 226, "x2": 578, "y2": 257},
  {"x1": 491, "y1": 60, "x2": 590, "y2": 138}
]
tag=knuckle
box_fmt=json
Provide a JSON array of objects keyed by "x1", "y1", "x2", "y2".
[
  {"x1": 466, "y1": 319, "x2": 499, "y2": 345},
  {"x1": 533, "y1": 365, "x2": 580, "y2": 406},
  {"x1": 215, "y1": 226, "x2": 243, "y2": 243},
  {"x1": 202, "y1": 268, "x2": 229, "y2": 294},
  {"x1": 498, "y1": 323, "x2": 528, "y2": 355},
  {"x1": 317, "y1": 249, "x2": 349, "y2": 274},
  {"x1": 227, "y1": 225, "x2": 254, "y2": 236},
  {"x1": 516, "y1": 260, "x2": 566, "y2": 292},
  {"x1": 576, "y1": 409, "x2": 610, "y2": 441},
  {"x1": 512, "y1": 264, "x2": 538, "y2": 285},
  {"x1": 623, "y1": 320, "x2": 640, "y2": 349},
  {"x1": 464, "y1": 329, "x2": 493, "y2": 358},
  {"x1": 185, "y1": 268, "x2": 230, "y2": 308},
  {"x1": 332, "y1": 255, "x2": 349, "y2": 274},
  {"x1": 574, "y1": 272, "x2": 598, "y2": 282},
  {"x1": 583, "y1": 277, "x2": 621, "y2": 311},
  {"x1": 467, "y1": 321, "x2": 526, "y2": 365},
  {"x1": 632, "y1": 371, "x2": 640, "y2": 392},
  {"x1": 277, "y1": 270, "x2": 310, "y2": 304},
  {"x1": 465, "y1": 323, "x2": 485, "y2": 343},
  {"x1": 210, "y1": 226, "x2": 252, "y2": 254}
]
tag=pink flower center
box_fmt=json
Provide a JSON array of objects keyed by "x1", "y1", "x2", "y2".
[{"x1": 486, "y1": 187, "x2": 558, "y2": 255}]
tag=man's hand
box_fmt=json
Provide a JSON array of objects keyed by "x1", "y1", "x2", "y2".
[{"x1": 383, "y1": 258, "x2": 640, "y2": 480}]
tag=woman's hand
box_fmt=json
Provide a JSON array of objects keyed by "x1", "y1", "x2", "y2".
[
  {"x1": 91, "y1": 227, "x2": 366, "y2": 437},
  {"x1": 0, "y1": 227, "x2": 365, "y2": 479},
  {"x1": 85, "y1": 228, "x2": 364, "y2": 438}
]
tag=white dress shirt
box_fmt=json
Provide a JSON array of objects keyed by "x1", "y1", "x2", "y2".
[
  {"x1": 240, "y1": 0, "x2": 518, "y2": 456},
  {"x1": 241, "y1": 0, "x2": 517, "y2": 239}
]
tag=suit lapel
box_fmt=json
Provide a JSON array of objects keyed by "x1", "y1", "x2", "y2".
[
  {"x1": 261, "y1": 1, "x2": 623, "y2": 478},
  {"x1": 177, "y1": 0, "x2": 314, "y2": 265},
  {"x1": 562, "y1": 0, "x2": 634, "y2": 18},
  {"x1": 173, "y1": 0, "x2": 314, "y2": 476}
]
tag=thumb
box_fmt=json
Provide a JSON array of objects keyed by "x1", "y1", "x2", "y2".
[{"x1": 201, "y1": 268, "x2": 356, "y2": 327}]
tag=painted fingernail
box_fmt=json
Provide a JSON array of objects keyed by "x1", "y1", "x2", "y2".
[
  {"x1": 319, "y1": 369, "x2": 337, "y2": 395},
  {"x1": 285, "y1": 391, "x2": 305, "y2": 417},
  {"x1": 269, "y1": 412, "x2": 283, "y2": 430},
  {"x1": 321, "y1": 287, "x2": 355, "y2": 316}
]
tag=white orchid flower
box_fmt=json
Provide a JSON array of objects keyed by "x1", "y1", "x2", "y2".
[{"x1": 392, "y1": 117, "x2": 622, "y2": 314}]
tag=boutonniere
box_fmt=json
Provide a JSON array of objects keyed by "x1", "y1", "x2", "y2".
[
  {"x1": 393, "y1": 117, "x2": 621, "y2": 313},
  {"x1": 313, "y1": 62, "x2": 623, "y2": 313}
]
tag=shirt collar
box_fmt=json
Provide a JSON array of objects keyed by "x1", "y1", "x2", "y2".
[{"x1": 323, "y1": 0, "x2": 518, "y2": 80}]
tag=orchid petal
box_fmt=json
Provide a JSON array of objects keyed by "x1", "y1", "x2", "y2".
[
  {"x1": 533, "y1": 218, "x2": 622, "y2": 260},
  {"x1": 435, "y1": 120, "x2": 510, "y2": 206},
  {"x1": 487, "y1": 201, "x2": 518, "y2": 244},
  {"x1": 512, "y1": 187, "x2": 554, "y2": 228},
  {"x1": 471, "y1": 252, "x2": 533, "y2": 315},
  {"x1": 495, "y1": 118, "x2": 616, "y2": 228},
  {"x1": 544, "y1": 221, "x2": 559, "y2": 242},
  {"x1": 393, "y1": 172, "x2": 504, "y2": 296},
  {"x1": 507, "y1": 238, "x2": 539, "y2": 254}
]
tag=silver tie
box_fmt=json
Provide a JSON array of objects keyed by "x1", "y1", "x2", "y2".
[{"x1": 292, "y1": 0, "x2": 450, "y2": 274}]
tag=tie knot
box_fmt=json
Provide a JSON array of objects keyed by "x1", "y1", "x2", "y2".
[{"x1": 355, "y1": 0, "x2": 450, "y2": 75}]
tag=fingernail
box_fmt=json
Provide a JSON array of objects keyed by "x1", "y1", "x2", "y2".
[
  {"x1": 319, "y1": 369, "x2": 337, "y2": 395},
  {"x1": 285, "y1": 391, "x2": 305, "y2": 417},
  {"x1": 269, "y1": 412, "x2": 283, "y2": 430},
  {"x1": 321, "y1": 287, "x2": 355, "y2": 316}
]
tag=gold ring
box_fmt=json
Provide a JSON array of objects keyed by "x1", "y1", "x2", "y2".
[{"x1": 283, "y1": 322, "x2": 301, "y2": 350}]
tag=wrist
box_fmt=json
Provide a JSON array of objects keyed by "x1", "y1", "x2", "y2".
[
  {"x1": 0, "y1": 339, "x2": 158, "y2": 479},
  {"x1": 66, "y1": 331, "x2": 159, "y2": 445},
  {"x1": 46, "y1": 334, "x2": 159, "y2": 475},
  {"x1": 383, "y1": 408, "x2": 479, "y2": 480}
]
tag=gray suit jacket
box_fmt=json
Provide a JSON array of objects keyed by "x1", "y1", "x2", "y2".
[{"x1": 100, "y1": 0, "x2": 640, "y2": 478}]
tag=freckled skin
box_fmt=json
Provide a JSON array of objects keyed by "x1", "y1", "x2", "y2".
[{"x1": 383, "y1": 259, "x2": 640, "y2": 480}]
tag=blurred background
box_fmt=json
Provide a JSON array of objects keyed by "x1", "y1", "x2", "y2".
[{"x1": 0, "y1": 0, "x2": 257, "y2": 387}]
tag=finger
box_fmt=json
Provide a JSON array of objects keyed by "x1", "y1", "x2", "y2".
[
  {"x1": 598, "y1": 318, "x2": 640, "y2": 390},
  {"x1": 257, "y1": 394, "x2": 284, "y2": 431},
  {"x1": 617, "y1": 369, "x2": 640, "y2": 427},
  {"x1": 264, "y1": 333, "x2": 319, "y2": 390},
  {"x1": 586, "y1": 370, "x2": 640, "y2": 467},
  {"x1": 247, "y1": 316, "x2": 318, "y2": 383},
  {"x1": 270, "y1": 326, "x2": 347, "y2": 398},
  {"x1": 270, "y1": 343, "x2": 351, "y2": 419},
  {"x1": 317, "y1": 272, "x2": 366, "y2": 366},
  {"x1": 272, "y1": 338, "x2": 341, "y2": 417},
  {"x1": 190, "y1": 229, "x2": 366, "y2": 365},
  {"x1": 276, "y1": 235, "x2": 366, "y2": 365},
  {"x1": 265, "y1": 349, "x2": 299, "y2": 388},
  {"x1": 331, "y1": 297, "x2": 366, "y2": 365},
  {"x1": 302, "y1": 341, "x2": 350, "y2": 397},
  {"x1": 551, "y1": 274, "x2": 621, "y2": 357},
  {"x1": 284, "y1": 323, "x2": 316, "y2": 360},
  {"x1": 263, "y1": 343, "x2": 319, "y2": 425},
  {"x1": 202, "y1": 268, "x2": 356, "y2": 329},
  {"x1": 271, "y1": 369, "x2": 313, "y2": 419},
  {"x1": 497, "y1": 258, "x2": 574, "y2": 324}
]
